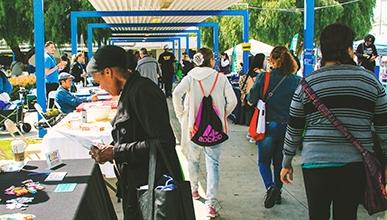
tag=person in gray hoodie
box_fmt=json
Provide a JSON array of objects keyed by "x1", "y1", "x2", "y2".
[{"x1": 136, "y1": 48, "x2": 161, "y2": 85}]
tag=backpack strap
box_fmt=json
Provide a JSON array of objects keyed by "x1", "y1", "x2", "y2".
[{"x1": 198, "y1": 73, "x2": 220, "y2": 97}]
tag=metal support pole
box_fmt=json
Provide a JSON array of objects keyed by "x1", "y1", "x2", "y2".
[
  {"x1": 213, "y1": 24, "x2": 220, "y2": 70},
  {"x1": 185, "y1": 35, "x2": 189, "y2": 55},
  {"x1": 33, "y1": 0, "x2": 46, "y2": 137},
  {"x1": 303, "y1": 0, "x2": 315, "y2": 77},
  {"x1": 242, "y1": 10, "x2": 250, "y2": 74},
  {"x1": 70, "y1": 12, "x2": 78, "y2": 55},
  {"x1": 197, "y1": 31, "x2": 201, "y2": 50}
]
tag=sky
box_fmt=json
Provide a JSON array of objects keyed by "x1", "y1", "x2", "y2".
[{"x1": 372, "y1": 0, "x2": 387, "y2": 35}]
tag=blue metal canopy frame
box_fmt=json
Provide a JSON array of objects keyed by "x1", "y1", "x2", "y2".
[
  {"x1": 111, "y1": 29, "x2": 201, "y2": 49},
  {"x1": 72, "y1": 10, "x2": 249, "y2": 72},
  {"x1": 110, "y1": 37, "x2": 182, "y2": 62},
  {"x1": 87, "y1": 22, "x2": 217, "y2": 62},
  {"x1": 110, "y1": 34, "x2": 190, "y2": 55},
  {"x1": 90, "y1": 32, "x2": 198, "y2": 59},
  {"x1": 90, "y1": 28, "x2": 201, "y2": 58},
  {"x1": 109, "y1": 35, "x2": 186, "y2": 58},
  {"x1": 33, "y1": 4, "x2": 314, "y2": 137}
]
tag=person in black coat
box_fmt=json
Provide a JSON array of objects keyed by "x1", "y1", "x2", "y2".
[
  {"x1": 158, "y1": 45, "x2": 176, "y2": 97},
  {"x1": 87, "y1": 46, "x2": 183, "y2": 220},
  {"x1": 60, "y1": 53, "x2": 71, "y2": 74},
  {"x1": 70, "y1": 52, "x2": 87, "y2": 84},
  {"x1": 182, "y1": 52, "x2": 194, "y2": 76}
]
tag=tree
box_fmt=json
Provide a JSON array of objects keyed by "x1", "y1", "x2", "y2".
[
  {"x1": 201, "y1": 0, "x2": 376, "y2": 52},
  {"x1": 0, "y1": 0, "x2": 110, "y2": 64},
  {"x1": 0, "y1": 0, "x2": 34, "y2": 62}
]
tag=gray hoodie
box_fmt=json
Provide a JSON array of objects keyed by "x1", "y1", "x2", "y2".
[{"x1": 136, "y1": 56, "x2": 161, "y2": 84}]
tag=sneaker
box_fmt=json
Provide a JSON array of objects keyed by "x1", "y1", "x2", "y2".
[
  {"x1": 207, "y1": 205, "x2": 219, "y2": 218},
  {"x1": 192, "y1": 191, "x2": 200, "y2": 200},
  {"x1": 264, "y1": 186, "x2": 280, "y2": 208}
]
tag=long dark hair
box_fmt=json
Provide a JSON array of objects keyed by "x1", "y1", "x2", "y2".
[
  {"x1": 320, "y1": 23, "x2": 356, "y2": 66},
  {"x1": 220, "y1": 52, "x2": 229, "y2": 60},
  {"x1": 195, "y1": 48, "x2": 214, "y2": 68},
  {"x1": 270, "y1": 46, "x2": 297, "y2": 75}
]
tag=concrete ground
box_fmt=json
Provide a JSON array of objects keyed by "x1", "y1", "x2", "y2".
[
  {"x1": 166, "y1": 100, "x2": 386, "y2": 220},
  {"x1": 4, "y1": 102, "x2": 386, "y2": 220}
]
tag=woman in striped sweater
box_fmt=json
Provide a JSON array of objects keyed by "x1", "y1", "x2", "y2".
[{"x1": 280, "y1": 23, "x2": 387, "y2": 219}]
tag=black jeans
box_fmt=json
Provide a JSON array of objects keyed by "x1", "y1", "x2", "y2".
[
  {"x1": 163, "y1": 73, "x2": 173, "y2": 97},
  {"x1": 302, "y1": 162, "x2": 365, "y2": 220}
]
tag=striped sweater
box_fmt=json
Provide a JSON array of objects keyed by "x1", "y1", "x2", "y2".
[{"x1": 282, "y1": 64, "x2": 387, "y2": 168}]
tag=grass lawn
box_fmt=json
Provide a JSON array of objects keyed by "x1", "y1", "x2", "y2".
[{"x1": 0, "y1": 139, "x2": 41, "y2": 160}]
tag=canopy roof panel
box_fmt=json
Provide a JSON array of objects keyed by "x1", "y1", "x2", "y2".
[{"x1": 88, "y1": 0, "x2": 241, "y2": 31}]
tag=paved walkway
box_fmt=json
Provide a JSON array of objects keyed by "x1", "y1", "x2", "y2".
[{"x1": 166, "y1": 100, "x2": 386, "y2": 220}]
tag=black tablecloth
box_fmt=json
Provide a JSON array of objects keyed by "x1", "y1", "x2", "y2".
[{"x1": 0, "y1": 159, "x2": 117, "y2": 220}]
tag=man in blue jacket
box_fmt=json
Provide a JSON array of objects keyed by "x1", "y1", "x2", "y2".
[{"x1": 55, "y1": 72, "x2": 97, "y2": 113}]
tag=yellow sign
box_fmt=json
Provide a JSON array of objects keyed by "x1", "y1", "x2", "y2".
[{"x1": 242, "y1": 42, "x2": 251, "y2": 51}]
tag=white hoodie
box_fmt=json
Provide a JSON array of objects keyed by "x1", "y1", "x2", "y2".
[{"x1": 172, "y1": 67, "x2": 237, "y2": 139}]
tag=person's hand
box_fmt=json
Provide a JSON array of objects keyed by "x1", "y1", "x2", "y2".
[
  {"x1": 90, "y1": 94, "x2": 98, "y2": 102},
  {"x1": 370, "y1": 55, "x2": 377, "y2": 61},
  {"x1": 57, "y1": 61, "x2": 66, "y2": 69},
  {"x1": 363, "y1": 54, "x2": 370, "y2": 59},
  {"x1": 81, "y1": 71, "x2": 88, "y2": 78},
  {"x1": 89, "y1": 144, "x2": 114, "y2": 164},
  {"x1": 280, "y1": 167, "x2": 293, "y2": 184}
]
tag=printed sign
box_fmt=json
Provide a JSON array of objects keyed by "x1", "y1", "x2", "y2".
[{"x1": 45, "y1": 150, "x2": 62, "y2": 169}]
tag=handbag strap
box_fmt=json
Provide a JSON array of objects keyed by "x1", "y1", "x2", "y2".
[
  {"x1": 147, "y1": 140, "x2": 184, "y2": 188},
  {"x1": 266, "y1": 74, "x2": 287, "y2": 101},
  {"x1": 300, "y1": 78, "x2": 367, "y2": 155},
  {"x1": 198, "y1": 72, "x2": 220, "y2": 97}
]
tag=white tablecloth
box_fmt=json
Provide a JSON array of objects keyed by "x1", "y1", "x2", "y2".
[{"x1": 42, "y1": 112, "x2": 116, "y2": 178}]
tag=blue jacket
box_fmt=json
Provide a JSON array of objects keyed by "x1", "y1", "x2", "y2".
[
  {"x1": 248, "y1": 68, "x2": 301, "y2": 123},
  {"x1": 55, "y1": 86, "x2": 89, "y2": 113}
]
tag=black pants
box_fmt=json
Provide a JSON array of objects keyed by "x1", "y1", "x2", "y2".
[
  {"x1": 302, "y1": 162, "x2": 365, "y2": 220},
  {"x1": 45, "y1": 83, "x2": 59, "y2": 108},
  {"x1": 163, "y1": 73, "x2": 173, "y2": 97}
]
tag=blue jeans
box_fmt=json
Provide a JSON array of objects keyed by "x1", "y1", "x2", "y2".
[
  {"x1": 257, "y1": 121, "x2": 286, "y2": 190},
  {"x1": 187, "y1": 142, "x2": 221, "y2": 206}
]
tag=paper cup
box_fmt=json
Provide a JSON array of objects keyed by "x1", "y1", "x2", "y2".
[{"x1": 11, "y1": 140, "x2": 27, "y2": 162}]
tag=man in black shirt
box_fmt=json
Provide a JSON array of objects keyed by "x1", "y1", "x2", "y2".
[
  {"x1": 158, "y1": 45, "x2": 176, "y2": 97},
  {"x1": 356, "y1": 34, "x2": 378, "y2": 72}
]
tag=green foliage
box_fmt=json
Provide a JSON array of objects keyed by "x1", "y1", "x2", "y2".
[
  {"x1": 0, "y1": 0, "x2": 110, "y2": 55},
  {"x1": 337, "y1": 0, "x2": 376, "y2": 40},
  {"x1": 253, "y1": 0, "x2": 302, "y2": 46},
  {"x1": 0, "y1": 0, "x2": 34, "y2": 48},
  {"x1": 201, "y1": 0, "x2": 376, "y2": 51}
]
